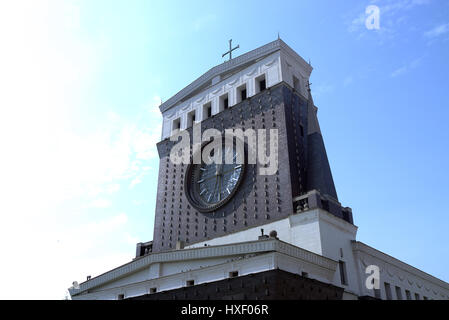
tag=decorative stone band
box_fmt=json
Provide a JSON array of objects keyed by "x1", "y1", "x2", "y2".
[
  {"x1": 69, "y1": 238, "x2": 337, "y2": 297},
  {"x1": 352, "y1": 241, "x2": 449, "y2": 293},
  {"x1": 159, "y1": 39, "x2": 312, "y2": 113}
]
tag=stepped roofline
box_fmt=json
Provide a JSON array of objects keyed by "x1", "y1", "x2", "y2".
[{"x1": 159, "y1": 39, "x2": 312, "y2": 113}]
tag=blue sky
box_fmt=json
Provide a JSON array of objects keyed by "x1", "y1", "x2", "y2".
[{"x1": 1, "y1": 0, "x2": 448, "y2": 299}]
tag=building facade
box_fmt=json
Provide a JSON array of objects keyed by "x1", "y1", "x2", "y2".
[{"x1": 69, "y1": 39, "x2": 449, "y2": 300}]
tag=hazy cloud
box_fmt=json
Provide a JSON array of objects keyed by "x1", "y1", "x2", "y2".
[
  {"x1": 347, "y1": 0, "x2": 431, "y2": 41},
  {"x1": 424, "y1": 23, "x2": 449, "y2": 38},
  {"x1": 193, "y1": 14, "x2": 216, "y2": 31},
  {"x1": 390, "y1": 58, "x2": 422, "y2": 77}
]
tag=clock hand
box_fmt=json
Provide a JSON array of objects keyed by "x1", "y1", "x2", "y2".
[
  {"x1": 197, "y1": 173, "x2": 219, "y2": 183},
  {"x1": 218, "y1": 174, "x2": 221, "y2": 201},
  {"x1": 208, "y1": 177, "x2": 217, "y2": 203},
  {"x1": 211, "y1": 175, "x2": 219, "y2": 203},
  {"x1": 221, "y1": 165, "x2": 243, "y2": 176}
]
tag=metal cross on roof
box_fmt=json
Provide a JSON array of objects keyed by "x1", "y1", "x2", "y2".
[
  {"x1": 222, "y1": 39, "x2": 239, "y2": 61},
  {"x1": 307, "y1": 80, "x2": 312, "y2": 92}
]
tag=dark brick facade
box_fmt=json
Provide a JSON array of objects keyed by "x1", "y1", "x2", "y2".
[
  {"x1": 152, "y1": 84, "x2": 309, "y2": 252},
  {"x1": 151, "y1": 83, "x2": 352, "y2": 253},
  {"x1": 128, "y1": 269, "x2": 344, "y2": 300}
]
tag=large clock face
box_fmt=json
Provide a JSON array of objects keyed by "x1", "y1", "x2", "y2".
[{"x1": 185, "y1": 141, "x2": 245, "y2": 213}]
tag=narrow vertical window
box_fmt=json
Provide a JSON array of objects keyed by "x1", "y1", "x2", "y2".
[
  {"x1": 203, "y1": 102, "x2": 212, "y2": 120},
  {"x1": 339, "y1": 260, "x2": 348, "y2": 285},
  {"x1": 256, "y1": 74, "x2": 266, "y2": 93},
  {"x1": 172, "y1": 118, "x2": 181, "y2": 134},
  {"x1": 405, "y1": 290, "x2": 412, "y2": 300},
  {"x1": 241, "y1": 88, "x2": 247, "y2": 101},
  {"x1": 293, "y1": 75, "x2": 300, "y2": 92},
  {"x1": 414, "y1": 293, "x2": 420, "y2": 300},
  {"x1": 384, "y1": 282, "x2": 392, "y2": 300},
  {"x1": 237, "y1": 83, "x2": 247, "y2": 103},
  {"x1": 395, "y1": 286, "x2": 403, "y2": 300},
  {"x1": 219, "y1": 93, "x2": 229, "y2": 111},
  {"x1": 187, "y1": 110, "x2": 196, "y2": 128}
]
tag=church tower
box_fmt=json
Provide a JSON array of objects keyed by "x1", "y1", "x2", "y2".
[
  {"x1": 149, "y1": 39, "x2": 352, "y2": 253},
  {"x1": 70, "y1": 39, "x2": 449, "y2": 301}
]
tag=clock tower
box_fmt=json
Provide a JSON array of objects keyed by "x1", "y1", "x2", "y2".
[
  {"x1": 70, "y1": 39, "x2": 449, "y2": 301},
  {"x1": 150, "y1": 39, "x2": 353, "y2": 253}
]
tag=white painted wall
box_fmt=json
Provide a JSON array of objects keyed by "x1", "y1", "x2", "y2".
[
  {"x1": 352, "y1": 243, "x2": 449, "y2": 300},
  {"x1": 185, "y1": 209, "x2": 355, "y2": 258}
]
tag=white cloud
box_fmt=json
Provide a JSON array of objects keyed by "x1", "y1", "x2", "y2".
[
  {"x1": 347, "y1": 0, "x2": 431, "y2": 38},
  {"x1": 390, "y1": 66, "x2": 408, "y2": 77},
  {"x1": 390, "y1": 57, "x2": 422, "y2": 77},
  {"x1": 424, "y1": 23, "x2": 449, "y2": 38},
  {"x1": 313, "y1": 83, "x2": 335, "y2": 98},
  {"x1": 348, "y1": 13, "x2": 366, "y2": 33},
  {"x1": 0, "y1": 1, "x2": 161, "y2": 299},
  {"x1": 193, "y1": 14, "x2": 216, "y2": 31},
  {"x1": 0, "y1": 212, "x2": 134, "y2": 299},
  {"x1": 129, "y1": 175, "x2": 143, "y2": 189},
  {"x1": 343, "y1": 76, "x2": 354, "y2": 87},
  {"x1": 89, "y1": 198, "x2": 112, "y2": 209}
]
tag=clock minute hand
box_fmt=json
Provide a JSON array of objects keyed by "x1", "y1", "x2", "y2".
[{"x1": 208, "y1": 176, "x2": 218, "y2": 203}]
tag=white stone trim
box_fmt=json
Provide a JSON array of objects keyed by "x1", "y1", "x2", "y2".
[
  {"x1": 69, "y1": 238, "x2": 336, "y2": 297},
  {"x1": 352, "y1": 241, "x2": 449, "y2": 299},
  {"x1": 159, "y1": 39, "x2": 311, "y2": 113}
]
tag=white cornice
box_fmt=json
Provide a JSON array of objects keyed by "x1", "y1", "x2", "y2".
[
  {"x1": 159, "y1": 39, "x2": 312, "y2": 113},
  {"x1": 352, "y1": 241, "x2": 449, "y2": 290},
  {"x1": 70, "y1": 238, "x2": 336, "y2": 297}
]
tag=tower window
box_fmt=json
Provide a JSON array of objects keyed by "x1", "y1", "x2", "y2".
[
  {"x1": 172, "y1": 118, "x2": 181, "y2": 134},
  {"x1": 237, "y1": 83, "x2": 247, "y2": 103},
  {"x1": 414, "y1": 293, "x2": 420, "y2": 300},
  {"x1": 203, "y1": 102, "x2": 212, "y2": 120},
  {"x1": 384, "y1": 282, "x2": 392, "y2": 300},
  {"x1": 256, "y1": 74, "x2": 266, "y2": 93},
  {"x1": 219, "y1": 93, "x2": 229, "y2": 111},
  {"x1": 241, "y1": 89, "x2": 247, "y2": 101},
  {"x1": 186, "y1": 280, "x2": 195, "y2": 287},
  {"x1": 150, "y1": 287, "x2": 157, "y2": 294},
  {"x1": 187, "y1": 110, "x2": 196, "y2": 128},
  {"x1": 117, "y1": 294, "x2": 125, "y2": 300},
  {"x1": 395, "y1": 286, "x2": 403, "y2": 300},
  {"x1": 405, "y1": 290, "x2": 412, "y2": 300},
  {"x1": 293, "y1": 75, "x2": 300, "y2": 92},
  {"x1": 338, "y1": 260, "x2": 348, "y2": 285}
]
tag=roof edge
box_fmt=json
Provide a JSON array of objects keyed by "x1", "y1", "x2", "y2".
[{"x1": 159, "y1": 39, "x2": 312, "y2": 113}]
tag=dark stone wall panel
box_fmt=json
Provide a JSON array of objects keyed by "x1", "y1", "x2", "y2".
[
  {"x1": 152, "y1": 84, "x2": 303, "y2": 252},
  {"x1": 129, "y1": 269, "x2": 344, "y2": 300}
]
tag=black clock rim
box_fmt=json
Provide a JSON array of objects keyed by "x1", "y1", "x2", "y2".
[{"x1": 184, "y1": 138, "x2": 247, "y2": 213}]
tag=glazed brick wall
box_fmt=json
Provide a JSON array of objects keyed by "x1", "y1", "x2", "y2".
[{"x1": 151, "y1": 83, "x2": 308, "y2": 252}]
